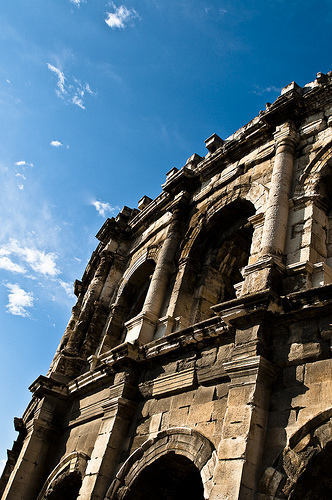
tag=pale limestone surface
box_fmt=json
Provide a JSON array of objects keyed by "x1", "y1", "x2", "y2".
[{"x1": 2, "y1": 73, "x2": 332, "y2": 499}]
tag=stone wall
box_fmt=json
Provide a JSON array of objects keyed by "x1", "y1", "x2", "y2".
[{"x1": 2, "y1": 72, "x2": 332, "y2": 500}]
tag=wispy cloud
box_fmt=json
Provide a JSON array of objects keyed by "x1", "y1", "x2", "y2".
[
  {"x1": 0, "y1": 256, "x2": 26, "y2": 274},
  {"x1": 0, "y1": 239, "x2": 60, "y2": 277},
  {"x1": 5, "y1": 283, "x2": 34, "y2": 317},
  {"x1": 50, "y1": 140, "x2": 69, "y2": 149},
  {"x1": 105, "y1": 3, "x2": 140, "y2": 29},
  {"x1": 92, "y1": 200, "x2": 119, "y2": 217},
  {"x1": 15, "y1": 160, "x2": 33, "y2": 168},
  {"x1": 251, "y1": 85, "x2": 281, "y2": 96},
  {"x1": 15, "y1": 173, "x2": 26, "y2": 180},
  {"x1": 58, "y1": 279, "x2": 75, "y2": 298},
  {"x1": 70, "y1": 0, "x2": 85, "y2": 6},
  {"x1": 47, "y1": 63, "x2": 96, "y2": 109}
]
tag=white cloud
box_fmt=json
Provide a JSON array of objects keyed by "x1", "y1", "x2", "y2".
[
  {"x1": 15, "y1": 173, "x2": 26, "y2": 180},
  {"x1": 15, "y1": 160, "x2": 33, "y2": 168},
  {"x1": 92, "y1": 200, "x2": 119, "y2": 217},
  {"x1": 47, "y1": 63, "x2": 66, "y2": 95},
  {"x1": 5, "y1": 283, "x2": 34, "y2": 317},
  {"x1": 0, "y1": 239, "x2": 61, "y2": 277},
  {"x1": 105, "y1": 4, "x2": 140, "y2": 29},
  {"x1": 0, "y1": 256, "x2": 26, "y2": 274},
  {"x1": 251, "y1": 85, "x2": 281, "y2": 96},
  {"x1": 18, "y1": 184, "x2": 24, "y2": 190},
  {"x1": 58, "y1": 279, "x2": 74, "y2": 297},
  {"x1": 50, "y1": 140, "x2": 69, "y2": 149},
  {"x1": 47, "y1": 63, "x2": 96, "y2": 109},
  {"x1": 50, "y1": 140, "x2": 63, "y2": 148}
]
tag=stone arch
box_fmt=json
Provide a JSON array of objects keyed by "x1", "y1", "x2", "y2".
[
  {"x1": 296, "y1": 139, "x2": 332, "y2": 196},
  {"x1": 104, "y1": 254, "x2": 157, "y2": 347},
  {"x1": 36, "y1": 451, "x2": 90, "y2": 500},
  {"x1": 259, "y1": 408, "x2": 332, "y2": 499},
  {"x1": 180, "y1": 184, "x2": 262, "y2": 263},
  {"x1": 115, "y1": 247, "x2": 158, "y2": 302},
  {"x1": 180, "y1": 196, "x2": 256, "y2": 323},
  {"x1": 105, "y1": 427, "x2": 217, "y2": 500}
]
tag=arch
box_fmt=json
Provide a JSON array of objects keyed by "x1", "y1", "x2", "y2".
[
  {"x1": 259, "y1": 409, "x2": 332, "y2": 499},
  {"x1": 182, "y1": 198, "x2": 256, "y2": 323},
  {"x1": 36, "y1": 451, "x2": 90, "y2": 500},
  {"x1": 295, "y1": 139, "x2": 332, "y2": 196},
  {"x1": 120, "y1": 454, "x2": 204, "y2": 500},
  {"x1": 104, "y1": 257, "x2": 156, "y2": 346},
  {"x1": 106, "y1": 427, "x2": 217, "y2": 500},
  {"x1": 116, "y1": 247, "x2": 158, "y2": 301}
]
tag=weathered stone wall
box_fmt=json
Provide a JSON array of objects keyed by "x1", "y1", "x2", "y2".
[{"x1": 2, "y1": 73, "x2": 332, "y2": 500}]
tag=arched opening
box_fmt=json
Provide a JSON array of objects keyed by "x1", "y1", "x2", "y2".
[
  {"x1": 123, "y1": 453, "x2": 204, "y2": 500},
  {"x1": 290, "y1": 442, "x2": 332, "y2": 499},
  {"x1": 190, "y1": 199, "x2": 255, "y2": 323},
  {"x1": 104, "y1": 259, "x2": 156, "y2": 347},
  {"x1": 44, "y1": 471, "x2": 82, "y2": 500}
]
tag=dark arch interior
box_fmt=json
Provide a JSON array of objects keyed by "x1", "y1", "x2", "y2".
[
  {"x1": 290, "y1": 442, "x2": 332, "y2": 500},
  {"x1": 123, "y1": 453, "x2": 205, "y2": 500},
  {"x1": 190, "y1": 199, "x2": 255, "y2": 323},
  {"x1": 45, "y1": 471, "x2": 82, "y2": 500}
]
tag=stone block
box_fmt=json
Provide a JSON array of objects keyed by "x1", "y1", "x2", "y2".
[
  {"x1": 288, "y1": 342, "x2": 323, "y2": 365},
  {"x1": 152, "y1": 367, "x2": 195, "y2": 397},
  {"x1": 166, "y1": 407, "x2": 189, "y2": 427},
  {"x1": 222, "y1": 405, "x2": 252, "y2": 438},
  {"x1": 170, "y1": 390, "x2": 195, "y2": 409},
  {"x1": 211, "y1": 459, "x2": 244, "y2": 498},
  {"x1": 217, "y1": 436, "x2": 247, "y2": 459},
  {"x1": 304, "y1": 358, "x2": 332, "y2": 384},
  {"x1": 216, "y1": 382, "x2": 229, "y2": 399},
  {"x1": 212, "y1": 398, "x2": 228, "y2": 421},
  {"x1": 197, "y1": 364, "x2": 227, "y2": 385},
  {"x1": 194, "y1": 421, "x2": 216, "y2": 440},
  {"x1": 149, "y1": 413, "x2": 162, "y2": 434},
  {"x1": 193, "y1": 385, "x2": 215, "y2": 405},
  {"x1": 227, "y1": 385, "x2": 255, "y2": 407},
  {"x1": 187, "y1": 402, "x2": 214, "y2": 425}
]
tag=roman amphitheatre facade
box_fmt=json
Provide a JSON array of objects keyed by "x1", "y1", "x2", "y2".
[{"x1": 2, "y1": 73, "x2": 332, "y2": 499}]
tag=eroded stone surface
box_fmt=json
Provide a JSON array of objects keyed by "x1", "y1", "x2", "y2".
[{"x1": 2, "y1": 73, "x2": 332, "y2": 500}]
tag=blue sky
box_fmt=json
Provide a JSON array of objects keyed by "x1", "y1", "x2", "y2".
[{"x1": 0, "y1": 0, "x2": 331, "y2": 468}]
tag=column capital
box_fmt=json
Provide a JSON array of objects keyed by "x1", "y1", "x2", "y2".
[{"x1": 274, "y1": 121, "x2": 298, "y2": 150}]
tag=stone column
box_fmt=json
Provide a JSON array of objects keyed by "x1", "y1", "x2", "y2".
[
  {"x1": 77, "y1": 377, "x2": 137, "y2": 500},
  {"x1": 81, "y1": 254, "x2": 128, "y2": 357},
  {"x1": 261, "y1": 121, "x2": 297, "y2": 257},
  {"x1": 124, "y1": 192, "x2": 189, "y2": 344},
  {"x1": 65, "y1": 250, "x2": 113, "y2": 355},
  {"x1": 210, "y1": 356, "x2": 277, "y2": 500},
  {"x1": 241, "y1": 122, "x2": 297, "y2": 295},
  {"x1": 1, "y1": 396, "x2": 62, "y2": 500}
]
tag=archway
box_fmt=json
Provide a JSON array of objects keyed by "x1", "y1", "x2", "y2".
[
  {"x1": 189, "y1": 198, "x2": 255, "y2": 323},
  {"x1": 45, "y1": 471, "x2": 82, "y2": 500},
  {"x1": 290, "y1": 442, "x2": 332, "y2": 499},
  {"x1": 106, "y1": 428, "x2": 216, "y2": 500},
  {"x1": 122, "y1": 453, "x2": 204, "y2": 500}
]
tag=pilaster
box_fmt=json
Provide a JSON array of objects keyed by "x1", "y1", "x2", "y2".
[
  {"x1": 211, "y1": 356, "x2": 278, "y2": 500},
  {"x1": 77, "y1": 379, "x2": 137, "y2": 500}
]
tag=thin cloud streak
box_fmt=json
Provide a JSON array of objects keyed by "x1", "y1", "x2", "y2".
[{"x1": 47, "y1": 63, "x2": 96, "y2": 109}]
